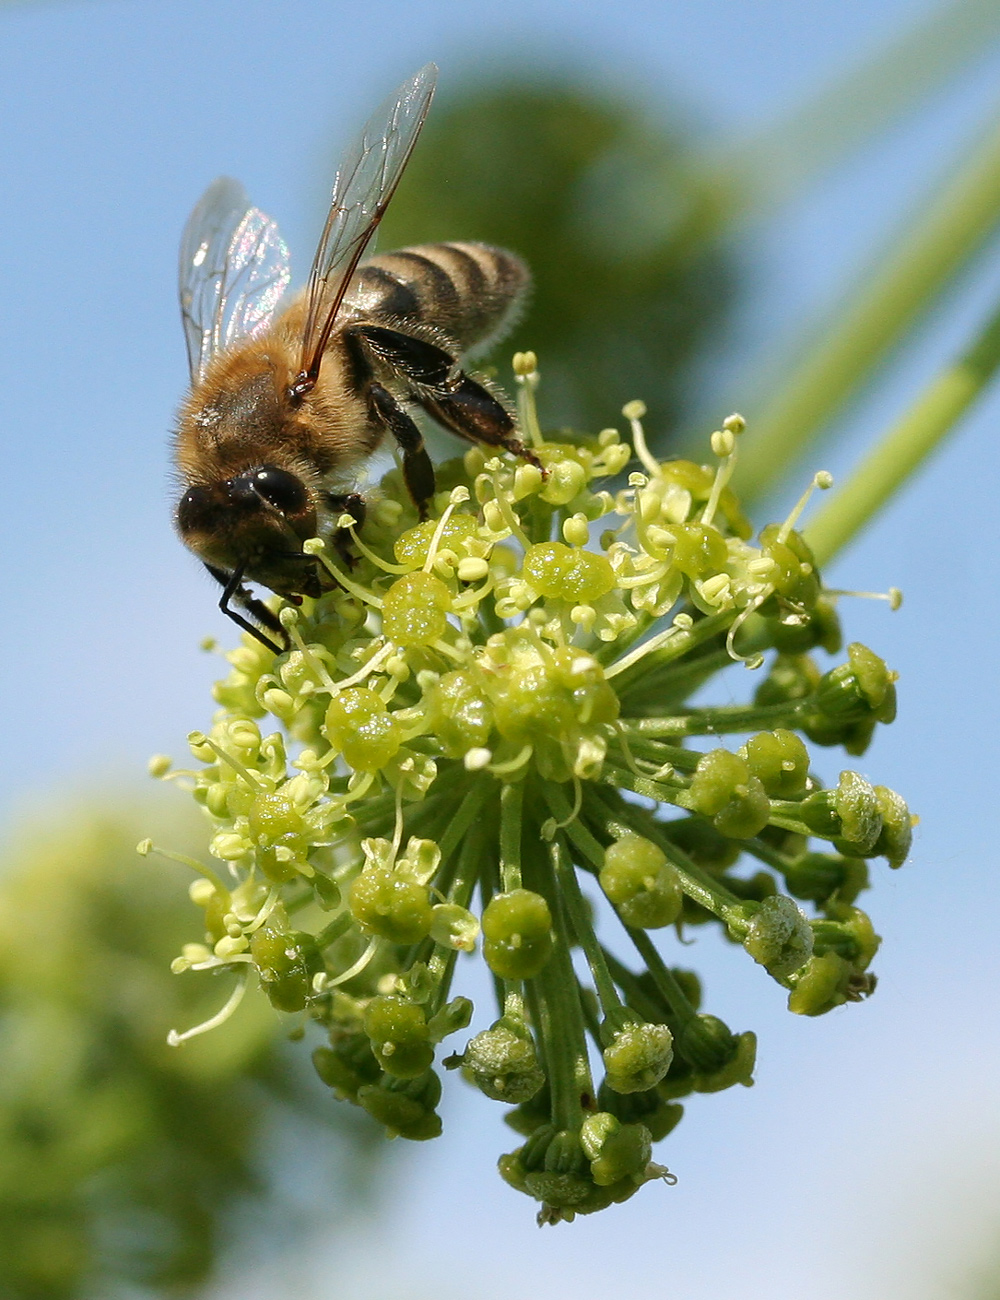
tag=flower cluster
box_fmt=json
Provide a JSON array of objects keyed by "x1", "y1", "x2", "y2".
[{"x1": 150, "y1": 353, "x2": 911, "y2": 1223}]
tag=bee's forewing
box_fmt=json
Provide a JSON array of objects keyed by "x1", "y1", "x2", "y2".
[
  {"x1": 299, "y1": 63, "x2": 437, "y2": 380},
  {"x1": 179, "y1": 176, "x2": 291, "y2": 384}
]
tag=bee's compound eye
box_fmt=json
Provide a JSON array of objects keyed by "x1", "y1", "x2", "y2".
[
  {"x1": 252, "y1": 466, "x2": 309, "y2": 515},
  {"x1": 177, "y1": 484, "x2": 214, "y2": 534}
]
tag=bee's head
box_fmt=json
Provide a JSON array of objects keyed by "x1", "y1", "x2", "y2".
[{"x1": 177, "y1": 465, "x2": 323, "y2": 597}]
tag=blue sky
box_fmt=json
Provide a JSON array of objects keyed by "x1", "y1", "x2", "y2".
[{"x1": 2, "y1": 1, "x2": 1000, "y2": 1297}]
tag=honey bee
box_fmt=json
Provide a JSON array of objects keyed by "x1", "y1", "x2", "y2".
[{"x1": 174, "y1": 64, "x2": 537, "y2": 652}]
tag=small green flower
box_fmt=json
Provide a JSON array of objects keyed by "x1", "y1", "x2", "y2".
[{"x1": 152, "y1": 355, "x2": 911, "y2": 1221}]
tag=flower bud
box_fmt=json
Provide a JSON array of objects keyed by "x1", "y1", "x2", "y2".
[
  {"x1": 461, "y1": 1016, "x2": 544, "y2": 1102},
  {"x1": 782, "y1": 852, "x2": 868, "y2": 904},
  {"x1": 599, "y1": 834, "x2": 683, "y2": 928},
  {"x1": 663, "y1": 819, "x2": 740, "y2": 873},
  {"x1": 741, "y1": 729, "x2": 809, "y2": 798},
  {"x1": 812, "y1": 643, "x2": 896, "y2": 728},
  {"x1": 544, "y1": 1127, "x2": 588, "y2": 1175},
  {"x1": 762, "y1": 596, "x2": 840, "y2": 655},
  {"x1": 786, "y1": 953, "x2": 854, "y2": 1016},
  {"x1": 481, "y1": 890, "x2": 553, "y2": 980},
  {"x1": 811, "y1": 907, "x2": 880, "y2": 968},
  {"x1": 598, "y1": 1082, "x2": 685, "y2": 1141},
  {"x1": 312, "y1": 1033, "x2": 380, "y2": 1100},
  {"x1": 694, "y1": 1030, "x2": 756, "y2": 1092},
  {"x1": 758, "y1": 525, "x2": 820, "y2": 607},
  {"x1": 754, "y1": 653, "x2": 820, "y2": 707},
  {"x1": 580, "y1": 1112, "x2": 653, "y2": 1186},
  {"x1": 602, "y1": 1020, "x2": 674, "y2": 1093},
  {"x1": 871, "y1": 785, "x2": 912, "y2": 868},
  {"x1": 349, "y1": 867, "x2": 433, "y2": 944},
  {"x1": 364, "y1": 995, "x2": 434, "y2": 1078},
  {"x1": 795, "y1": 789, "x2": 841, "y2": 838},
  {"x1": 324, "y1": 688, "x2": 402, "y2": 772},
  {"x1": 676, "y1": 1014, "x2": 738, "y2": 1074},
  {"x1": 686, "y1": 749, "x2": 771, "y2": 838},
  {"x1": 743, "y1": 895, "x2": 813, "y2": 979},
  {"x1": 357, "y1": 1071, "x2": 443, "y2": 1140},
  {"x1": 523, "y1": 1170, "x2": 594, "y2": 1211},
  {"x1": 250, "y1": 925, "x2": 320, "y2": 1012},
  {"x1": 832, "y1": 770, "x2": 883, "y2": 856}
]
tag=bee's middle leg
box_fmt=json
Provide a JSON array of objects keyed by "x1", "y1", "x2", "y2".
[{"x1": 368, "y1": 381, "x2": 436, "y2": 519}]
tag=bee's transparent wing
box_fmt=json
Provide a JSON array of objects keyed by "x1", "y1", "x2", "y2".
[
  {"x1": 179, "y1": 176, "x2": 291, "y2": 384},
  {"x1": 298, "y1": 63, "x2": 437, "y2": 385}
]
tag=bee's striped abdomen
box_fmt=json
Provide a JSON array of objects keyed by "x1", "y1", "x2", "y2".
[{"x1": 347, "y1": 241, "x2": 530, "y2": 357}]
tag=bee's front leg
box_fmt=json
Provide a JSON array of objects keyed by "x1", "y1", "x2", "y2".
[{"x1": 205, "y1": 563, "x2": 286, "y2": 655}]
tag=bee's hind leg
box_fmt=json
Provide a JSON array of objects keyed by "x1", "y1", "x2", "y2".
[
  {"x1": 206, "y1": 563, "x2": 286, "y2": 655},
  {"x1": 368, "y1": 380, "x2": 436, "y2": 519},
  {"x1": 352, "y1": 324, "x2": 543, "y2": 477}
]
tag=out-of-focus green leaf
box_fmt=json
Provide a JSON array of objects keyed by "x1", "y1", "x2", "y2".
[{"x1": 0, "y1": 801, "x2": 384, "y2": 1299}]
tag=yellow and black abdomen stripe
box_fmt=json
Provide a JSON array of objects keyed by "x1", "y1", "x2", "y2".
[{"x1": 348, "y1": 241, "x2": 530, "y2": 356}]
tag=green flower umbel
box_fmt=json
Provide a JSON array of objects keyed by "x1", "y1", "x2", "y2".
[{"x1": 151, "y1": 352, "x2": 911, "y2": 1223}]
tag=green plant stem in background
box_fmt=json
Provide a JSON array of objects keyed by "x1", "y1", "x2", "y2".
[
  {"x1": 804, "y1": 293, "x2": 1000, "y2": 564},
  {"x1": 702, "y1": 0, "x2": 1000, "y2": 222},
  {"x1": 732, "y1": 112, "x2": 1000, "y2": 501}
]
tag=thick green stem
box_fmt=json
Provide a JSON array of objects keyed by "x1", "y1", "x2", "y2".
[
  {"x1": 734, "y1": 110, "x2": 1000, "y2": 500},
  {"x1": 427, "y1": 816, "x2": 489, "y2": 1015},
  {"x1": 545, "y1": 832, "x2": 623, "y2": 1021},
  {"x1": 500, "y1": 781, "x2": 524, "y2": 892},
  {"x1": 524, "y1": 838, "x2": 592, "y2": 1131},
  {"x1": 600, "y1": 948, "x2": 671, "y2": 1026},
  {"x1": 435, "y1": 778, "x2": 493, "y2": 866},
  {"x1": 624, "y1": 927, "x2": 700, "y2": 1029},
  {"x1": 602, "y1": 763, "x2": 687, "y2": 806},
  {"x1": 620, "y1": 701, "x2": 804, "y2": 739},
  {"x1": 616, "y1": 648, "x2": 736, "y2": 709},
  {"x1": 804, "y1": 293, "x2": 1000, "y2": 563},
  {"x1": 314, "y1": 911, "x2": 354, "y2": 950},
  {"x1": 610, "y1": 733, "x2": 699, "y2": 771}
]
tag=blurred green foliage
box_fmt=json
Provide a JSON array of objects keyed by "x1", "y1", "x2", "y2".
[
  {"x1": 0, "y1": 802, "x2": 382, "y2": 1299},
  {"x1": 376, "y1": 72, "x2": 737, "y2": 439}
]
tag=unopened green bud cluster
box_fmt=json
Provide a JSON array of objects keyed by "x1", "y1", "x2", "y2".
[{"x1": 153, "y1": 357, "x2": 911, "y2": 1223}]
